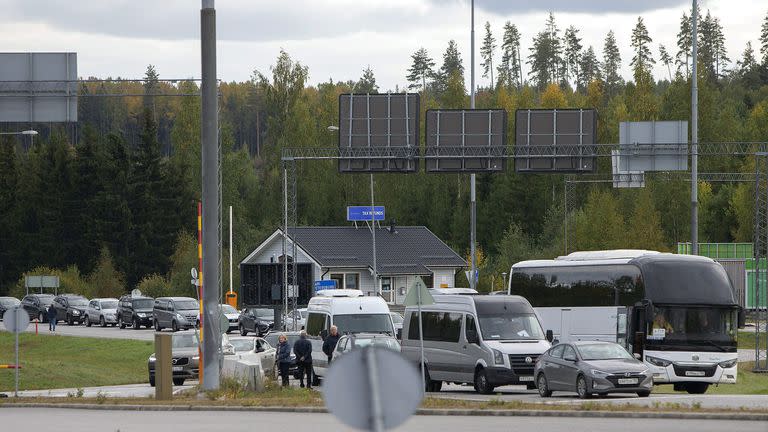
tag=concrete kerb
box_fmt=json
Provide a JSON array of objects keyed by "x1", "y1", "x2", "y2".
[{"x1": 0, "y1": 403, "x2": 766, "y2": 421}]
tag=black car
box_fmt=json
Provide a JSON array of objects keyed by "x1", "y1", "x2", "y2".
[
  {"x1": 0, "y1": 297, "x2": 21, "y2": 320},
  {"x1": 238, "y1": 307, "x2": 275, "y2": 336},
  {"x1": 264, "y1": 331, "x2": 300, "y2": 375},
  {"x1": 53, "y1": 294, "x2": 89, "y2": 325},
  {"x1": 21, "y1": 294, "x2": 56, "y2": 322},
  {"x1": 118, "y1": 295, "x2": 155, "y2": 329}
]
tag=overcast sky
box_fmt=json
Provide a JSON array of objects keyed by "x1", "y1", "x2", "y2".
[{"x1": 1, "y1": 0, "x2": 765, "y2": 89}]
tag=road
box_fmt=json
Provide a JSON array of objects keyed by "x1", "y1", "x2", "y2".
[
  {"x1": 1, "y1": 320, "x2": 183, "y2": 341},
  {"x1": 0, "y1": 408, "x2": 764, "y2": 432}
]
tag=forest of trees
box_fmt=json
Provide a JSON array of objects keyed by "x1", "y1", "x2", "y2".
[{"x1": 3, "y1": 8, "x2": 768, "y2": 297}]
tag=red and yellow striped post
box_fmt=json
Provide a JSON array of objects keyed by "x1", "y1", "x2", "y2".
[{"x1": 197, "y1": 201, "x2": 204, "y2": 384}]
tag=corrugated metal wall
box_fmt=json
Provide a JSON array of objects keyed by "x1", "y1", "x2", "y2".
[{"x1": 718, "y1": 260, "x2": 746, "y2": 308}]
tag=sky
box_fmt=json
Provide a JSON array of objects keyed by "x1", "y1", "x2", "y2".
[{"x1": 0, "y1": 0, "x2": 766, "y2": 90}]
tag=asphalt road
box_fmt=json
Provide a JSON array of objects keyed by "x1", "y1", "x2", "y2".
[
  {"x1": 1, "y1": 320, "x2": 185, "y2": 341},
  {"x1": 0, "y1": 408, "x2": 764, "y2": 432}
]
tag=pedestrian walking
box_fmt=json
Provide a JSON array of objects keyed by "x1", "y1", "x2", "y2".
[
  {"x1": 293, "y1": 330, "x2": 313, "y2": 389},
  {"x1": 47, "y1": 303, "x2": 57, "y2": 332},
  {"x1": 276, "y1": 334, "x2": 292, "y2": 387},
  {"x1": 322, "y1": 325, "x2": 340, "y2": 364}
]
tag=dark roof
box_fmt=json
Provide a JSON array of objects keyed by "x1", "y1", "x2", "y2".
[{"x1": 246, "y1": 226, "x2": 466, "y2": 276}]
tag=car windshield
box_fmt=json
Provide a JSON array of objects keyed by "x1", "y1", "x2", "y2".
[
  {"x1": 349, "y1": 337, "x2": 400, "y2": 351},
  {"x1": 69, "y1": 298, "x2": 89, "y2": 307},
  {"x1": 390, "y1": 313, "x2": 404, "y2": 325},
  {"x1": 0, "y1": 298, "x2": 20, "y2": 306},
  {"x1": 229, "y1": 339, "x2": 254, "y2": 352},
  {"x1": 220, "y1": 305, "x2": 237, "y2": 314},
  {"x1": 300, "y1": 310, "x2": 308, "y2": 319},
  {"x1": 333, "y1": 314, "x2": 394, "y2": 335},
  {"x1": 134, "y1": 299, "x2": 154, "y2": 309},
  {"x1": 172, "y1": 333, "x2": 199, "y2": 349},
  {"x1": 253, "y1": 309, "x2": 274, "y2": 319},
  {"x1": 39, "y1": 297, "x2": 54, "y2": 306},
  {"x1": 175, "y1": 300, "x2": 199, "y2": 310},
  {"x1": 477, "y1": 313, "x2": 545, "y2": 341},
  {"x1": 577, "y1": 344, "x2": 634, "y2": 360},
  {"x1": 101, "y1": 301, "x2": 118, "y2": 309}
]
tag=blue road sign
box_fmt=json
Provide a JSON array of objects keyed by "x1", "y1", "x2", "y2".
[
  {"x1": 347, "y1": 206, "x2": 385, "y2": 222},
  {"x1": 314, "y1": 280, "x2": 338, "y2": 292}
]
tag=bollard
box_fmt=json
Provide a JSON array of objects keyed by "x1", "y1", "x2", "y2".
[
  {"x1": 35, "y1": 319, "x2": 38, "y2": 335},
  {"x1": 154, "y1": 333, "x2": 173, "y2": 400}
]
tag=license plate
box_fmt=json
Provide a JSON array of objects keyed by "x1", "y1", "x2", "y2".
[
  {"x1": 172, "y1": 366, "x2": 183, "y2": 372},
  {"x1": 685, "y1": 371, "x2": 705, "y2": 377},
  {"x1": 618, "y1": 378, "x2": 638, "y2": 385},
  {"x1": 519, "y1": 376, "x2": 534, "y2": 382}
]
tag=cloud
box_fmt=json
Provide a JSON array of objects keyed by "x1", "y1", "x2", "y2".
[{"x1": 456, "y1": 0, "x2": 689, "y2": 14}]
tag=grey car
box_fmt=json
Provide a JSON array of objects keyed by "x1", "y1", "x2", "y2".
[
  {"x1": 148, "y1": 330, "x2": 199, "y2": 386},
  {"x1": 153, "y1": 297, "x2": 199, "y2": 332},
  {"x1": 534, "y1": 341, "x2": 653, "y2": 399}
]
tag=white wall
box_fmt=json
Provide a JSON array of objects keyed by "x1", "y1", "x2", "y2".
[
  {"x1": 429, "y1": 268, "x2": 457, "y2": 289},
  {"x1": 250, "y1": 234, "x2": 315, "y2": 265}
]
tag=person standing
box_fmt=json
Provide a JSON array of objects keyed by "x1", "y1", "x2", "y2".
[
  {"x1": 322, "y1": 325, "x2": 340, "y2": 364},
  {"x1": 276, "y1": 334, "x2": 292, "y2": 387},
  {"x1": 293, "y1": 330, "x2": 313, "y2": 389},
  {"x1": 47, "y1": 303, "x2": 57, "y2": 332}
]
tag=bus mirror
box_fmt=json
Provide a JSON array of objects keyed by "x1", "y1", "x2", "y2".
[
  {"x1": 738, "y1": 308, "x2": 746, "y2": 328},
  {"x1": 545, "y1": 330, "x2": 554, "y2": 343}
]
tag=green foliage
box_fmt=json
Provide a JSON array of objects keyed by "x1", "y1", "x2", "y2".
[
  {"x1": 88, "y1": 247, "x2": 126, "y2": 299},
  {"x1": 571, "y1": 189, "x2": 626, "y2": 251},
  {"x1": 136, "y1": 274, "x2": 171, "y2": 299}
]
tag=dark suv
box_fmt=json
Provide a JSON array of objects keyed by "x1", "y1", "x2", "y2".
[
  {"x1": 21, "y1": 293, "x2": 55, "y2": 322},
  {"x1": 238, "y1": 307, "x2": 275, "y2": 336},
  {"x1": 53, "y1": 294, "x2": 89, "y2": 325},
  {"x1": 118, "y1": 295, "x2": 155, "y2": 329}
]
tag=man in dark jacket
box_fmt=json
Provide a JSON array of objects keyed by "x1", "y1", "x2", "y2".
[
  {"x1": 322, "y1": 325, "x2": 340, "y2": 364},
  {"x1": 276, "y1": 334, "x2": 292, "y2": 387},
  {"x1": 293, "y1": 330, "x2": 313, "y2": 389},
  {"x1": 47, "y1": 304, "x2": 57, "y2": 332}
]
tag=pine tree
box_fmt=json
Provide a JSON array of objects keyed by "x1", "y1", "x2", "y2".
[
  {"x1": 579, "y1": 46, "x2": 601, "y2": 89},
  {"x1": 480, "y1": 21, "x2": 497, "y2": 89},
  {"x1": 630, "y1": 17, "x2": 655, "y2": 81},
  {"x1": 676, "y1": 12, "x2": 693, "y2": 76},
  {"x1": 712, "y1": 16, "x2": 730, "y2": 78},
  {"x1": 498, "y1": 22, "x2": 522, "y2": 89},
  {"x1": 602, "y1": 30, "x2": 623, "y2": 96},
  {"x1": 659, "y1": 44, "x2": 673, "y2": 81},
  {"x1": 0, "y1": 137, "x2": 19, "y2": 287},
  {"x1": 527, "y1": 13, "x2": 562, "y2": 89},
  {"x1": 143, "y1": 64, "x2": 159, "y2": 119},
  {"x1": 761, "y1": 11, "x2": 768, "y2": 66},
  {"x1": 357, "y1": 65, "x2": 379, "y2": 93},
  {"x1": 436, "y1": 40, "x2": 464, "y2": 95},
  {"x1": 698, "y1": 11, "x2": 716, "y2": 79},
  {"x1": 406, "y1": 47, "x2": 436, "y2": 92},
  {"x1": 563, "y1": 25, "x2": 583, "y2": 88}
]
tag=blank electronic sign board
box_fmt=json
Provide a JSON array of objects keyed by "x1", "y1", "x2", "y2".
[
  {"x1": 514, "y1": 109, "x2": 597, "y2": 173},
  {"x1": 424, "y1": 109, "x2": 507, "y2": 173},
  {"x1": 338, "y1": 93, "x2": 419, "y2": 173}
]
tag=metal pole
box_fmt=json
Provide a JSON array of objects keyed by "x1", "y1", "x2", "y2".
[
  {"x1": 229, "y1": 205, "x2": 233, "y2": 294},
  {"x1": 365, "y1": 347, "x2": 385, "y2": 432},
  {"x1": 283, "y1": 166, "x2": 289, "y2": 329},
  {"x1": 691, "y1": 0, "x2": 699, "y2": 256},
  {"x1": 371, "y1": 173, "x2": 378, "y2": 296},
  {"x1": 469, "y1": 0, "x2": 477, "y2": 291},
  {"x1": 417, "y1": 285, "x2": 425, "y2": 392},
  {"x1": 14, "y1": 328, "x2": 19, "y2": 397},
  {"x1": 200, "y1": 0, "x2": 220, "y2": 391}
]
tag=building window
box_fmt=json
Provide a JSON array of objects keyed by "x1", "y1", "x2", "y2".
[
  {"x1": 345, "y1": 273, "x2": 359, "y2": 290},
  {"x1": 422, "y1": 274, "x2": 434, "y2": 288},
  {"x1": 330, "y1": 274, "x2": 344, "y2": 289},
  {"x1": 381, "y1": 277, "x2": 392, "y2": 292}
]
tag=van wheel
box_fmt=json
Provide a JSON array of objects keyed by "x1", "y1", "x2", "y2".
[
  {"x1": 99, "y1": 316, "x2": 106, "y2": 327},
  {"x1": 474, "y1": 368, "x2": 494, "y2": 394},
  {"x1": 119, "y1": 317, "x2": 125, "y2": 329},
  {"x1": 685, "y1": 383, "x2": 709, "y2": 394},
  {"x1": 154, "y1": 320, "x2": 162, "y2": 332},
  {"x1": 423, "y1": 367, "x2": 441, "y2": 392},
  {"x1": 239, "y1": 324, "x2": 247, "y2": 336},
  {"x1": 537, "y1": 373, "x2": 552, "y2": 397},
  {"x1": 576, "y1": 375, "x2": 592, "y2": 399},
  {"x1": 85, "y1": 316, "x2": 92, "y2": 327},
  {"x1": 171, "y1": 320, "x2": 179, "y2": 332}
]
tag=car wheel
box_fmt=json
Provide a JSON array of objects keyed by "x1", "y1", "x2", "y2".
[
  {"x1": 99, "y1": 316, "x2": 105, "y2": 327},
  {"x1": 149, "y1": 375, "x2": 155, "y2": 387},
  {"x1": 172, "y1": 378, "x2": 185, "y2": 386},
  {"x1": 119, "y1": 317, "x2": 125, "y2": 329},
  {"x1": 685, "y1": 383, "x2": 709, "y2": 394},
  {"x1": 171, "y1": 320, "x2": 179, "y2": 332},
  {"x1": 133, "y1": 318, "x2": 140, "y2": 330},
  {"x1": 637, "y1": 390, "x2": 651, "y2": 397},
  {"x1": 154, "y1": 320, "x2": 162, "y2": 332},
  {"x1": 239, "y1": 324, "x2": 247, "y2": 336},
  {"x1": 537, "y1": 373, "x2": 552, "y2": 397},
  {"x1": 85, "y1": 316, "x2": 92, "y2": 327},
  {"x1": 67, "y1": 314, "x2": 73, "y2": 326},
  {"x1": 474, "y1": 368, "x2": 494, "y2": 394},
  {"x1": 576, "y1": 375, "x2": 591, "y2": 399}
]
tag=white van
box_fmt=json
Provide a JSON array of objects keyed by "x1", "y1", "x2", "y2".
[
  {"x1": 305, "y1": 289, "x2": 395, "y2": 379},
  {"x1": 401, "y1": 294, "x2": 551, "y2": 394}
]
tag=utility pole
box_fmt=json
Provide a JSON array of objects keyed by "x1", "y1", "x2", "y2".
[
  {"x1": 200, "y1": 0, "x2": 220, "y2": 391},
  {"x1": 469, "y1": 0, "x2": 477, "y2": 291},
  {"x1": 691, "y1": 0, "x2": 699, "y2": 255}
]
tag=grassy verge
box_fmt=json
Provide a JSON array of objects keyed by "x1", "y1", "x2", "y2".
[
  {"x1": 650, "y1": 362, "x2": 768, "y2": 395},
  {"x1": 0, "y1": 332, "x2": 153, "y2": 392},
  {"x1": 739, "y1": 331, "x2": 767, "y2": 350}
]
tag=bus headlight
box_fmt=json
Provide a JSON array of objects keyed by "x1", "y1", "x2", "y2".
[
  {"x1": 718, "y1": 359, "x2": 737, "y2": 369},
  {"x1": 492, "y1": 349, "x2": 504, "y2": 365},
  {"x1": 645, "y1": 355, "x2": 671, "y2": 367}
]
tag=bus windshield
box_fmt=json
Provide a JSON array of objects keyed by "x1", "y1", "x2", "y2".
[
  {"x1": 647, "y1": 306, "x2": 737, "y2": 351},
  {"x1": 478, "y1": 313, "x2": 545, "y2": 341},
  {"x1": 333, "y1": 314, "x2": 394, "y2": 335}
]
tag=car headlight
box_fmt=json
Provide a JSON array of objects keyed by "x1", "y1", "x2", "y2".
[
  {"x1": 590, "y1": 369, "x2": 611, "y2": 377},
  {"x1": 72, "y1": 310, "x2": 80, "y2": 315},
  {"x1": 137, "y1": 313, "x2": 146, "y2": 317},
  {"x1": 176, "y1": 313, "x2": 184, "y2": 320},
  {"x1": 223, "y1": 344, "x2": 235, "y2": 355},
  {"x1": 492, "y1": 349, "x2": 504, "y2": 365},
  {"x1": 646, "y1": 355, "x2": 672, "y2": 367},
  {"x1": 718, "y1": 359, "x2": 737, "y2": 369}
]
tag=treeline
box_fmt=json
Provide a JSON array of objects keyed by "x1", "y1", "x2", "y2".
[{"x1": 2, "y1": 8, "x2": 768, "y2": 295}]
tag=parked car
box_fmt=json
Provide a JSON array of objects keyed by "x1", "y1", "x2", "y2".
[
  {"x1": 331, "y1": 333, "x2": 401, "y2": 362},
  {"x1": 118, "y1": 294, "x2": 155, "y2": 329},
  {"x1": 264, "y1": 331, "x2": 300, "y2": 375},
  {"x1": 222, "y1": 334, "x2": 276, "y2": 375},
  {"x1": 282, "y1": 308, "x2": 306, "y2": 330},
  {"x1": 534, "y1": 341, "x2": 652, "y2": 399},
  {"x1": 148, "y1": 330, "x2": 199, "y2": 386},
  {"x1": 219, "y1": 304, "x2": 240, "y2": 333},
  {"x1": 153, "y1": 297, "x2": 200, "y2": 332},
  {"x1": 390, "y1": 312, "x2": 404, "y2": 335},
  {"x1": 0, "y1": 297, "x2": 21, "y2": 320},
  {"x1": 21, "y1": 293, "x2": 55, "y2": 323},
  {"x1": 238, "y1": 307, "x2": 275, "y2": 336},
  {"x1": 53, "y1": 294, "x2": 89, "y2": 325},
  {"x1": 84, "y1": 298, "x2": 120, "y2": 327}
]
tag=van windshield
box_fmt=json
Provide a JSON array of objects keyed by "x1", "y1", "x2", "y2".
[
  {"x1": 478, "y1": 313, "x2": 545, "y2": 341},
  {"x1": 334, "y1": 314, "x2": 393, "y2": 335}
]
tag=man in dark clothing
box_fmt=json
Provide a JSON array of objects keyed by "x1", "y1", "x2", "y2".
[
  {"x1": 322, "y1": 325, "x2": 340, "y2": 364},
  {"x1": 293, "y1": 330, "x2": 313, "y2": 389},
  {"x1": 47, "y1": 304, "x2": 57, "y2": 332},
  {"x1": 276, "y1": 334, "x2": 292, "y2": 387}
]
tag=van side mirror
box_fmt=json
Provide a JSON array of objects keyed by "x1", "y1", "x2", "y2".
[
  {"x1": 738, "y1": 307, "x2": 746, "y2": 328},
  {"x1": 545, "y1": 330, "x2": 554, "y2": 343}
]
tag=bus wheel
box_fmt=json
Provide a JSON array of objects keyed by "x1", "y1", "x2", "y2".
[{"x1": 685, "y1": 383, "x2": 709, "y2": 394}]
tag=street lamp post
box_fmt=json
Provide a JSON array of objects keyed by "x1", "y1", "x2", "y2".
[{"x1": 0, "y1": 130, "x2": 38, "y2": 151}]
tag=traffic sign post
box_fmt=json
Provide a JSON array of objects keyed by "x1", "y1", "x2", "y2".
[{"x1": 5, "y1": 306, "x2": 30, "y2": 397}]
